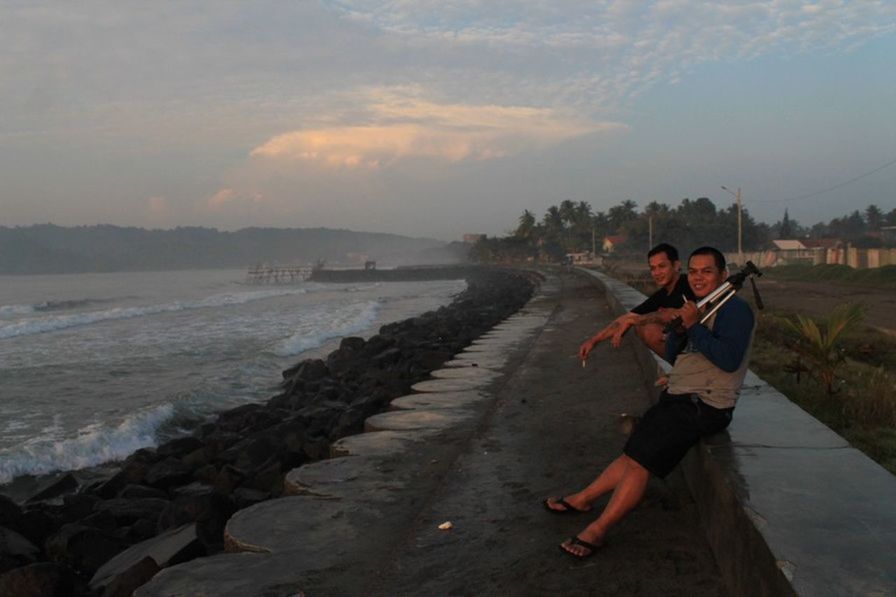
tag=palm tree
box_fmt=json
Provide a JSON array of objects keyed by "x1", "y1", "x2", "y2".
[
  {"x1": 782, "y1": 304, "x2": 864, "y2": 395},
  {"x1": 516, "y1": 210, "x2": 536, "y2": 240},
  {"x1": 543, "y1": 206, "x2": 564, "y2": 239},
  {"x1": 559, "y1": 200, "x2": 577, "y2": 250}
]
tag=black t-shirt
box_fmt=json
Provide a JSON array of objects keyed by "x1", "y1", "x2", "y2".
[{"x1": 630, "y1": 275, "x2": 694, "y2": 315}]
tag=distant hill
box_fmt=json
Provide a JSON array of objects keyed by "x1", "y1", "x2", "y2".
[{"x1": 0, "y1": 224, "x2": 470, "y2": 274}]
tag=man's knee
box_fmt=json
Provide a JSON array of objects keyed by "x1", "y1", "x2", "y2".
[
  {"x1": 621, "y1": 454, "x2": 650, "y2": 477},
  {"x1": 636, "y1": 323, "x2": 663, "y2": 344}
]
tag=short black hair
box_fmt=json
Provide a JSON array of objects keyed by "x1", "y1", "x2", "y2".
[
  {"x1": 689, "y1": 246, "x2": 726, "y2": 271},
  {"x1": 647, "y1": 243, "x2": 679, "y2": 263}
]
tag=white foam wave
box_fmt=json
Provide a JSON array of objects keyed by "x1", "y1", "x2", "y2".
[
  {"x1": 0, "y1": 287, "x2": 309, "y2": 340},
  {"x1": 273, "y1": 300, "x2": 380, "y2": 357},
  {"x1": 0, "y1": 404, "x2": 175, "y2": 484},
  {"x1": 0, "y1": 303, "x2": 36, "y2": 318}
]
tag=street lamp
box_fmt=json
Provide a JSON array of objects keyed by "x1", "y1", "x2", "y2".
[{"x1": 721, "y1": 185, "x2": 743, "y2": 265}]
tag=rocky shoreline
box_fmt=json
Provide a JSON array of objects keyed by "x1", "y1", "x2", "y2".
[{"x1": 0, "y1": 267, "x2": 538, "y2": 597}]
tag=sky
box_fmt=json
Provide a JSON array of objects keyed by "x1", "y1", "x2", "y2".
[{"x1": 2, "y1": 1, "x2": 895, "y2": 241}]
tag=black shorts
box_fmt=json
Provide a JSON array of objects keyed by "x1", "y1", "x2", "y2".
[{"x1": 623, "y1": 391, "x2": 733, "y2": 478}]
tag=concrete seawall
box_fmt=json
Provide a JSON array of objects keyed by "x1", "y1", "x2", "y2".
[{"x1": 581, "y1": 267, "x2": 896, "y2": 596}]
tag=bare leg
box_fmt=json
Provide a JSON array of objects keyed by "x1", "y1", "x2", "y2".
[
  {"x1": 560, "y1": 456, "x2": 651, "y2": 556},
  {"x1": 545, "y1": 454, "x2": 629, "y2": 512},
  {"x1": 635, "y1": 323, "x2": 666, "y2": 357}
]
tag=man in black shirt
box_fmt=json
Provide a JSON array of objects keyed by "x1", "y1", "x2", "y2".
[{"x1": 579, "y1": 243, "x2": 694, "y2": 359}]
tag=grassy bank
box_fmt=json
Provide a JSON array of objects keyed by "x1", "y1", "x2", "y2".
[
  {"x1": 765, "y1": 264, "x2": 896, "y2": 288},
  {"x1": 750, "y1": 311, "x2": 896, "y2": 474}
]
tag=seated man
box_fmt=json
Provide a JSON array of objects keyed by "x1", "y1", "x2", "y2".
[
  {"x1": 579, "y1": 243, "x2": 694, "y2": 359},
  {"x1": 547, "y1": 246, "x2": 755, "y2": 559}
]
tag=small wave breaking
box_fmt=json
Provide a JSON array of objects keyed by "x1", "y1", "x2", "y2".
[
  {"x1": 0, "y1": 287, "x2": 310, "y2": 340},
  {"x1": 274, "y1": 300, "x2": 380, "y2": 357},
  {"x1": 0, "y1": 404, "x2": 176, "y2": 484}
]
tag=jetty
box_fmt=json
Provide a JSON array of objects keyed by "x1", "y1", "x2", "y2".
[{"x1": 245, "y1": 264, "x2": 316, "y2": 284}]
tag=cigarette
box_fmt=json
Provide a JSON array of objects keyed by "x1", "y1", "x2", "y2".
[{"x1": 581, "y1": 359, "x2": 586, "y2": 368}]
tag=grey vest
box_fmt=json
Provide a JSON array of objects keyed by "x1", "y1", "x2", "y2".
[{"x1": 667, "y1": 311, "x2": 755, "y2": 409}]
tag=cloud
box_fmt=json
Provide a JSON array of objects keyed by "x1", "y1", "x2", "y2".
[
  {"x1": 250, "y1": 90, "x2": 623, "y2": 168},
  {"x1": 207, "y1": 188, "x2": 263, "y2": 209},
  {"x1": 327, "y1": 1, "x2": 896, "y2": 109},
  {"x1": 147, "y1": 196, "x2": 168, "y2": 214}
]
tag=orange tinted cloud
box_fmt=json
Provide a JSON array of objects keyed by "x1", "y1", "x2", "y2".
[{"x1": 250, "y1": 95, "x2": 623, "y2": 168}]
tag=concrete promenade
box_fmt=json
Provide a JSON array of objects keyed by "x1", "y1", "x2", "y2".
[{"x1": 138, "y1": 270, "x2": 727, "y2": 596}]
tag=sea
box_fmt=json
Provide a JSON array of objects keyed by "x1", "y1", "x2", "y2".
[{"x1": 0, "y1": 269, "x2": 466, "y2": 490}]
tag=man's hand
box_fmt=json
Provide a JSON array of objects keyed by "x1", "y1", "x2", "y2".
[
  {"x1": 579, "y1": 336, "x2": 598, "y2": 360},
  {"x1": 610, "y1": 313, "x2": 638, "y2": 348},
  {"x1": 679, "y1": 299, "x2": 701, "y2": 329}
]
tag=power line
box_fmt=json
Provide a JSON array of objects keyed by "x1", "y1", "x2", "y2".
[{"x1": 756, "y1": 156, "x2": 896, "y2": 204}]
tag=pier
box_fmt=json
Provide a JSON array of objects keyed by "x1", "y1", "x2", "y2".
[{"x1": 245, "y1": 264, "x2": 316, "y2": 284}]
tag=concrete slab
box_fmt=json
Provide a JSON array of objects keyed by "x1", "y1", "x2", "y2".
[
  {"x1": 411, "y1": 378, "x2": 488, "y2": 392},
  {"x1": 224, "y1": 494, "x2": 378, "y2": 556},
  {"x1": 134, "y1": 552, "x2": 302, "y2": 597},
  {"x1": 442, "y1": 356, "x2": 507, "y2": 369},
  {"x1": 441, "y1": 358, "x2": 501, "y2": 370},
  {"x1": 390, "y1": 391, "x2": 488, "y2": 411},
  {"x1": 364, "y1": 409, "x2": 474, "y2": 432},
  {"x1": 458, "y1": 345, "x2": 494, "y2": 354},
  {"x1": 283, "y1": 456, "x2": 409, "y2": 501},
  {"x1": 709, "y1": 444, "x2": 896, "y2": 596},
  {"x1": 329, "y1": 430, "x2": 423, "y2": 458},
  {"x1": 429, "y1": 367, "x2": 501, "y2": 381},
  {"x1": 713, "y1": 389, "x2": 849, "y2": 450},
  {"x1": 469, "y1": 338, "x2": 517, "y2": 348}
]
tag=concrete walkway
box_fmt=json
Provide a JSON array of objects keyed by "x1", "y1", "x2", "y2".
[{"x1": 138, "y1": 270, "x2": 726, "y2": 596}]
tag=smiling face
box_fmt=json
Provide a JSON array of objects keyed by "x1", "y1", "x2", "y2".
[
  {"x1": 647, "y1": 251, "x2": 680, "y2": 291},
  {"x1": 687, "y1": 254, "x2": 725, "y2": 299}
]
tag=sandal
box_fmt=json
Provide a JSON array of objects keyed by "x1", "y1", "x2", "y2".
[
  {"x1": 543, "y1": 497, "x2": 589, "y2": 515},
  {"x1": 559, "y1": 536, "x2": 603, "y2": 559}
]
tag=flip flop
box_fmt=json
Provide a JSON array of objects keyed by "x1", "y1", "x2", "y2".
[
  {"x1": 543, "y1": 497, "x2": 589, "y2": 515},
  {"x1": 559, "y1": 536, "x2": 603, "y2": 559}
]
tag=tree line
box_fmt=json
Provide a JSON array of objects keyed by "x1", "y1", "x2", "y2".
[{"x1": 470, "y1": 198, "x2": 896, "y2": 262}]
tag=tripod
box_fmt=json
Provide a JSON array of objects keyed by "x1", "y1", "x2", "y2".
[{"x1": 666, "y1": 260, "x2": 764, "y2": 332}]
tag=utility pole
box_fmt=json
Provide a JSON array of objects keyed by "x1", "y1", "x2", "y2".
[
  {"x1": 648, "y1": 215, "x2": 653, "y2": 250},
  {"x1": 591, "y1": 225, "x2": 596, "y2": 257},
  {"x1": 721, "y1": 185, "x2": 743, "y2": 265}
]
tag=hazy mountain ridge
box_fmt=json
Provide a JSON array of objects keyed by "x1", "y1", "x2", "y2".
[{"x1": 0, "y1": 225, "x2": 467, "y2": 274}]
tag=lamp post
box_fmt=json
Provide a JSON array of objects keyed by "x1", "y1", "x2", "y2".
[{"x1": 721, "y1": 185, "x2": 743, "y2": 265}]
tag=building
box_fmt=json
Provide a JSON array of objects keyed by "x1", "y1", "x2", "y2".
[{"x1": 602, "y1": 235, "x2": 628, "y2": 254}]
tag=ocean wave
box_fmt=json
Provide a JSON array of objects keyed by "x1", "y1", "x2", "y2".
[
  {"x1": 0, "y1": 287, "x2": 310, "y2": 340},
  {"x1": 0, "y1": 303, "x2": 36, "y2": 317},
  {"x1": 273, "y1": 300, "x2": 380, "y2": 357},
  {"x1": 0, "y1": 404, "x2": 175, "y2": 484},
  {"x1": 34, "y1": 298, "x2": 115, "y2": 312}
]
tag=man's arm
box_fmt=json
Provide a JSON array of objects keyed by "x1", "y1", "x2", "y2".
[
  {"x1": 681, "y1": 299, "x2": 755, "y2": 372},
  {"x1": 579, "y1": 312, "x2": 639, "y2": 359}
]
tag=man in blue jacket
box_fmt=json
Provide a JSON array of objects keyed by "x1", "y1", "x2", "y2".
[{"x1": 548, "y1": 246, "x2": 755, "y2": 558}]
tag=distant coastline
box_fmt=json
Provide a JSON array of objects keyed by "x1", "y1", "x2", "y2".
[{"x1": 0, "y1": 224, "x2": 469, "y2": 275}]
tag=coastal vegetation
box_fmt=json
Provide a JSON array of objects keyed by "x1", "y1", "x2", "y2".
[{"x1": 471, "y1": 199, "x2": 896, "y2": 262}]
